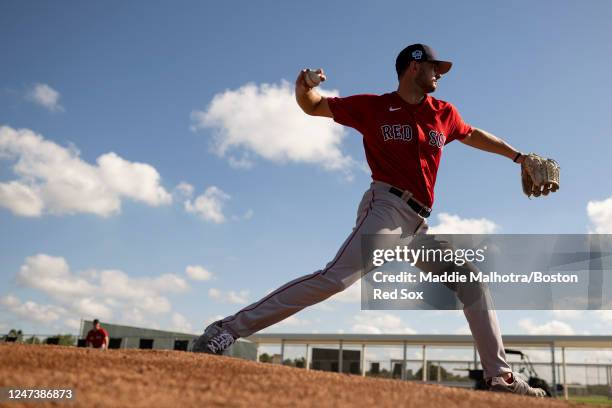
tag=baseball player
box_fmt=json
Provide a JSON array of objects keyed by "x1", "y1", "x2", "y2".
[
  {"x1": 193, "y1": 44, "x2": 559, "y2": 397},
  {"x1": 85, "y1": 319, "x2": 109, "y2": 350}
]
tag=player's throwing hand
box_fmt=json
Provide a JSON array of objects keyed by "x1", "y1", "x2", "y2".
[{"x1": 296, "y1": 68, "x2": 326, "y2": 92}]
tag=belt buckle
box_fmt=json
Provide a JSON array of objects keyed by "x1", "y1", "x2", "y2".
[{"x1": 418, "y1": 206, "x2": 431, "y2": 218}]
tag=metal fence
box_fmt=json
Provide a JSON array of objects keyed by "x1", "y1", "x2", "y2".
[{"x1": 249, "y1": 333, "x2": 612, "y2": 400}]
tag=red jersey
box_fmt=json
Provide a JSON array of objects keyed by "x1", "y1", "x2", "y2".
[
  {"x1": 86, "y1": 328, "x2": 108, "y2": 348},
  {"x1": 327, "y1": 92, "x2": 472, "y2": 208}
]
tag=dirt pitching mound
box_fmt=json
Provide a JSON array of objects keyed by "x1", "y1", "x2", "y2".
[{"x1": 0, "y1": 343, "x2": 587, "y2": 407}]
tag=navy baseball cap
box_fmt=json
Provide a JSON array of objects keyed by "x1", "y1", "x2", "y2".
[{"x1": 395, "y1": 44, "x2": 453, "y2": 78}]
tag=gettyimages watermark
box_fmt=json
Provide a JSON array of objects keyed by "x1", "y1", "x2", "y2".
[{"x1": 360, "y1": 234, "x2": 612, "y2": 310}]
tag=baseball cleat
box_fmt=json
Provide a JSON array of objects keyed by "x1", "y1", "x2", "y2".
[
  {"x1": 191, "y1": 320, "x2": 236, "y2": 355},
  {"x1": 488, "y1": 372, "x2": 547, "y2": 397}
]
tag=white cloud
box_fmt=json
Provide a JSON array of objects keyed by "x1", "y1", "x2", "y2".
[
  {"x1": 427, "y1": 213, "x2": 499, "y2": 234},
  {"x1": 204, "y1": 315, "x2": 225, "y2": 326},
  {"x1": 170, "y1": 312, "x2": 194, "y2": 334},
  {"x1": 17, "y1": 255, "x2": 185, "y2": 316},
  {"x1": 1, "y1": 295, "x2": 20, "y2": 308},
  {"x1": 453, "y1": 324, "x2": 471, "y2": 335},
  {"x1": 224, "y1": 290, "x2": 249, "y2": 305},
  {"x1": 70, "y1": 297, "x2": 113, "y2": 320},
  {"x1": 139, "y1": 296, "x2": 172, "y2": 314},
  {"x1": 587, "y1": 196, "x2": 612, "y2": 233},
  {"x1": 231, "y1": 208, "x2": 255, "y2": 222},
  {"x1": 117, "y1": 307, "x2": 160, "y2": 330},
  {"x1": 312, "y1": 303, "x2": 334, "y2": 311},
  {"x1": 227, "y1": 154, "x2": 254, "y2": 169},
  {"x1": 351, "y1": 311, "x2": 416, "y2": 334},
  {"x1": 174, "y1": 182, "x2": 194, "y2": 198},
  {"x1": 0, "y1": 181, "x2": 44, "y2": 216},
  {"x1": 208, "y1": 288, "x2": 221, "y2": 300},
  {"x1": 0, "y1": 295, "x2": 66, "y2": 324},
  {"x1": 185, "y1": 265, "x2": 213, "y2": 281},
  {"x1": 0, "y1": 126, "x2": 172, "y2": 217},
  {"x1": 328, "y1": 280, "x2": 361, "y2": 303},
  {"x1": 97, "y1": 269, "x2": 157, "y2": 300},
  {"x1": 208, "y1": 288, "x2": 249, "y2": 304},
  {"x1": 518, "y1": 318, "x2": 575, "y2": 335},
  {"x1": 550, "y1": 310, "x2": 582, "y2": 320},
  {"x1": 11, "y1": 254, "x2": 188, "y2": 328},
  {"x1": 96, "y1": 269, "x2": 185, "y2": 314},
  {"x1": 17, "y1": 254, "x2": 96, "y2": 297},
  {"x1": 96, "y1": 152, "x2": 172, "y2": 206},
  {"x1": 185, "y1": 186, "x2": 230, "y2": 223},
  {"x1": 190, "y1": 81, "x2": 354, "y2": 173},
  {"x1": 64, "y1": 318, "x2": 81, "y2": 330},
  {"x1": 146, "y1": 273, "x2": 189, "y2": 293},
  {"x1": 27, "y1": 83, "x2": 64, "y2": 112}
]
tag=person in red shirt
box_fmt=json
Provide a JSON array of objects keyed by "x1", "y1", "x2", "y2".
[
  {"x1": 193, "y1": 44, "x2": 552, "y2": 397},
  {"x1": 86, "y1": 319, "x2": 109, "y2": 350}
]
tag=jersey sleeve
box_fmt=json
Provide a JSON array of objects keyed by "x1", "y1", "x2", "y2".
[
  {"x1": 326, "y1": 94, "x2": 376, "y2": 133},
  {"x1": 86, "y1": 330, "x2": 94, "y2": 343},
  {"x1": 445, "y1": 104, "x2": 473, "y2": 144}
]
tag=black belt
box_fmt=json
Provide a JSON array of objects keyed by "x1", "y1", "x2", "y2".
[{"x1": 388, "y1": 187, "x2": 431, "y2": 218}]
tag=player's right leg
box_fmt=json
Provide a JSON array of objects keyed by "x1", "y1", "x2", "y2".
[
  {"x1": 409, "y1": 232, "x2": 546, "y2": 397},
  {"x1": 192, "y1": 182, "x2": 424, "y2": 354}
]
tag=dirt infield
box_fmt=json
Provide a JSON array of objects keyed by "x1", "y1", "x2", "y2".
[{"x1": 0, "y1": 343, "x2": 594, "y2": 407}]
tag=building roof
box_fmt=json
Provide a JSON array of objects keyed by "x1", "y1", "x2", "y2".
[{"x1": 80, "y1": 320, "x2": 196, "y2": 339}]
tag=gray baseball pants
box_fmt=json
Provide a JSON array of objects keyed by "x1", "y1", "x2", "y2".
[{"x1": 221, "y1": 181, "x2": 512, "y2": 378}]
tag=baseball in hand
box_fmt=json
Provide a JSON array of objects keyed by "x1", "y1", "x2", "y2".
[{"x1": 304, "y1": 69, "x2": 323, "y2": 87}]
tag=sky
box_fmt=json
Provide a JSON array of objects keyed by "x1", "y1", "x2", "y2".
[{"x1": 1, "y1": 0, "x2": 612, "y2": 361}]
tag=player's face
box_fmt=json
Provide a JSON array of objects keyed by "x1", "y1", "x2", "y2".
[{"x1": 415, "y1": 62, "x2": 441, "y2": 93}]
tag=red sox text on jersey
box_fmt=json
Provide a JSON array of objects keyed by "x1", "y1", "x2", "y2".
[
  {"x1": 328, "y1": 92, "x2": 471, "y2": 207},
  {"x1": 381, "y1": 124, "x2": 446, "y2": 149}
]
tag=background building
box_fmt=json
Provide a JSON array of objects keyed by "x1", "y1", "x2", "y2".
[{"x1": 79, "y1": 320, "x2": 256, "y2": 360}]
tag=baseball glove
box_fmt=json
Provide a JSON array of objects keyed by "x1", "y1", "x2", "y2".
[{"x1": 520, "y1": 153, "x2": 560, "y2": 198}]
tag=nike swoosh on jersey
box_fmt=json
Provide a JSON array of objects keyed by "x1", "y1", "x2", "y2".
[{"x1": 389, "y1": 107, "x2": 401, "y2": 111}]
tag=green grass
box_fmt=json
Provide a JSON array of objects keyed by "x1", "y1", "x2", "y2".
[{"x1": 564, "y1": 395, "x2": 612, "y2": 406}]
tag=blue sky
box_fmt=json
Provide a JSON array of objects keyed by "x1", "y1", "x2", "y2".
[{"x1": 1, "y1": 0, "x2": 612, "y2": 350}]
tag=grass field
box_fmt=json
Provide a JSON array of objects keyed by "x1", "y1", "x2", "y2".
[{"x1": 566, "y1": 396, "x2": 612, "y2": 406}]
